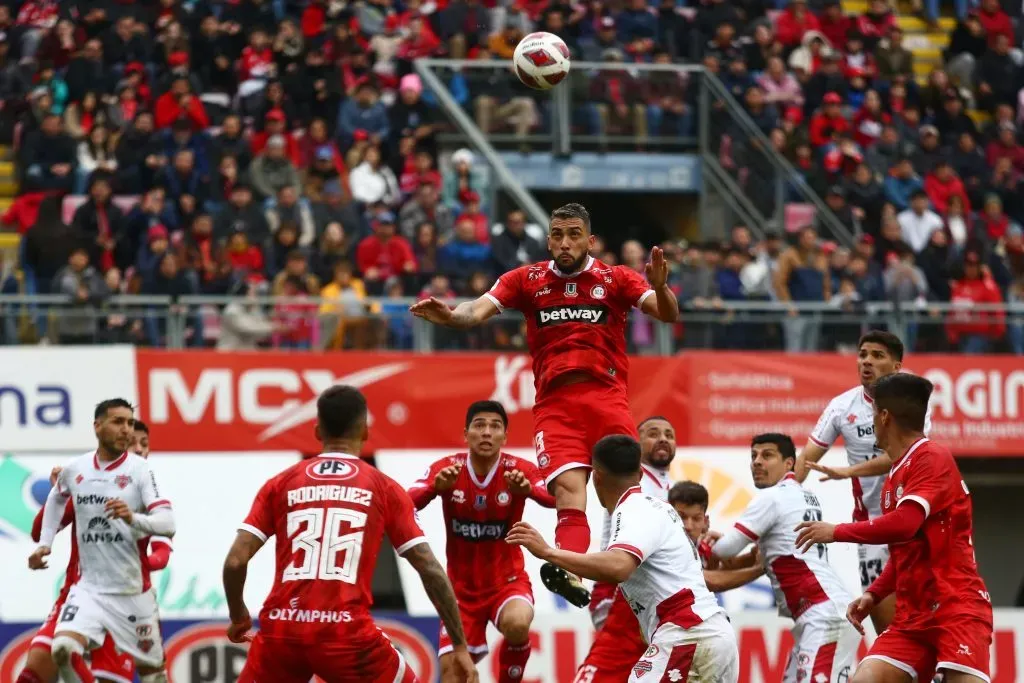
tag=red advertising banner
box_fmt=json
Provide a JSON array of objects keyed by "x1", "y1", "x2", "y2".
[{"x1": 135, "y1": 350, "x2": 1024, "y2": 456}]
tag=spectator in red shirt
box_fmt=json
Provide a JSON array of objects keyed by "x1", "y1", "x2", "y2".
[
  {"x1": 924, "y1": 160, "x2": 971, "y2": 217},
  {"x1": 975, "y1": 0, "x2": 1014, "y2": 47},
  {"x1": 397, "y1": 14, "x2": 442, "y2": 61},
  {"x1": 355, "y1": 212, "x2": 417, "y2": 293},
  {"x1": 400, "y1": 149, "x2": 443, "y2": 196},
  {"x1": 855, "y1": 0, "x2": 897, "y2": 51},
  {"x1": 818, "y1": 0, "x2": 852, "y2": 50},
  {"x1": 851, "y1": 89, "x2": 890, "y2": 147},
  {"x1": 251, "y1": 109, "x2": 301, "y2": 165},
  {"x1": 239, "y1": 28, "x2": 277, "y2": 82},
  {"x1": 947, "y1": 250, "x2": 1006, "y2": 352},
  {"x1": 457, "y1": 190, "x2": 490, "y2": 243},
  {"x1": 776, "y1": 0, "x2": 821, "y2": 48},
  {"x1": 154, "y1": 76, "x2": 210, "y2": 130},
  {"x1": 226, "y1": 227, "x2": 266, "y2": 281},
  {"x1": 809, "y1": 92, "x2": 851, "y2": 147},
  {"x1": 986, "y1": 121, "x2": 1024, "y2": 172}
]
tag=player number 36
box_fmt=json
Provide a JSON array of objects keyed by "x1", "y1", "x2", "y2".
[{"x1": 282, "y1": 508, "x2": 366, "y2": 584}]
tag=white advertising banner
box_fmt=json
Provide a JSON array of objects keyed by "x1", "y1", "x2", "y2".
[
  {"x1": 0, "y1": 452, "x2": 298, "y2": 622},
  {"x1": 0, "y1": 346, "x2": 138, "y2": 451},
  {"x1": 375, "y1": 447, "x2": 862, "y2": 618}
]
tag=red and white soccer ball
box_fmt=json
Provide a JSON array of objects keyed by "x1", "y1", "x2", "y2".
[{"x1": 513, "y1": 32, "x2": 571, "y2": 90}]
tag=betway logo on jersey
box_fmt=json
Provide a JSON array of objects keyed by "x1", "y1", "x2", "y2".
[
  {"x1": 145, "y1": 363, "x2": 410, "y2": 440},
  {"x1": 450, "y1": 519, "x2": 507, "y2": 541},
  {"x1": 76, "y1": 494, "x2": 110, "y2": 506},
  {"x1": 535, "y1": 305, "x2": 608, "y2": 327}
]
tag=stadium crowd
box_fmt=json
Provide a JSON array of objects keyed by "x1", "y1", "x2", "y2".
[{"x1": 0, "y1": 0, "x2": 1021, "y2": 353}]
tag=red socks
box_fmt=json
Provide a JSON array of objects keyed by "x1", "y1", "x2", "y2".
[
  {"x1": 16, "y1": 670, "x2": 45, "y2": 683},
  {"x1": 497, "y1": 640, "x2": 532, "y2": 683},
  {"x1": 71, "y1": 652, "x2": 96, "y2": 682},
  {"x1": 554, "y1": 509, "x2": 590, "y2": 554}
]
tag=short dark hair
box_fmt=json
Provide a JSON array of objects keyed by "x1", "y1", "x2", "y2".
[
  {"x1": 465, "y1": 400, "x2": 508, "y2": 429},
  {"x1": 668, "y1": 481, "x2": 709, "y2": 511},
  {"x1": 873, "y1": 373, "x2": 932, "y2": 432},
  {"x1": 858, "y1": 330, "x2": 904, "y2": 361},
  {"x1": 751, "y1": 433, "x2": 797, "y2": 462},
  {"x1": 638, "y1": 415, "x2": 671, "y2": 430},
  {"x1": 134, "y1": 419, "x2": 149, "y2": 434},
  {"x1": 593, "y1": 435, "x2": 641, "y2": 475},
  {"x1": 316, "y1": 386, "x2": 368, "y2": 439},
  {"x1": 95, "y1": 398, "x2": 134, "y2": 420},
  {"x1": 550, "y1": 203, "x2": 591, "y2": 231}
]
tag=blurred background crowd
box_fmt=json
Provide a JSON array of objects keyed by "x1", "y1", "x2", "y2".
[{"x1": 0, "y1": 0, "x2": 1020, "y2": 353}]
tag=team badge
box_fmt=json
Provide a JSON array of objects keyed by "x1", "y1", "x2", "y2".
[
  {"x1": 75, "y1": 474, "x2": 84, "y2": 484},
  {"x1": 565, "y1": 282, "x2": 577, "y2": 297},
  {"x1": 497, "y1": 491, "x2": 511, "y2": 506},
  {"x1": 591, "y1": 285, "x2": 606, "y2": 299},
  {"x1": 538, "y1": 454, "x2": 550, "y2": 468},
  {"x1": 643, "y1": 644, "x2": 659, "y2": 658},
  {"x1": 474, "y1": 494, "x2": 487, "y2": 510},
  {"x1": 452, "y1": 490, "x2": 465, "y2": 504},
  {"x1": 115, "y1": 475, "x2": 132, "y2": 489},
  {"x1": 137, "y1": 639, "x2": 154, "y2": 653},
  {"x1": 633, "y1": 660, "x2": 653, "y2": 678},
  {"x1": 847, "y1": 413, "x2": 857, "y2": 424},
  {"x1": 895, "y1": 485, "x2": 904, "y2": 500},
  {"x1": 508, "y1": 665, "x2": 523, "y2": 679}
]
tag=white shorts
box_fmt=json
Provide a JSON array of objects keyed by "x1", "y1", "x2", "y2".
[
  {"x1": 858, "y1": 543, "x2": 890, "y2": 591},
  {"x1": 628, "y1": 612, "x2": 738, "y2": 683},
  {"x1": 54, "y1": 584, "x2": 164, "y2": 668},
  {"x1": 784, "y1": 602, "x2": 860, "y2": 683}
]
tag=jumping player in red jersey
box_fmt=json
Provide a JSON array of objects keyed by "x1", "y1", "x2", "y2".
[
  {"x1": 19, "y1": 419, "x2": 168, "y2": 683},
  {"x1": 796, "y1": 373, "x2": 994, "y2": 683},
  {"x1": 408, "y1": 400, "x2": 555, "y2": 682},
  {"x1": 223, "y1": 385, "x2": 479, "y2": 683},
  {"x1": 410, "y1": 203, "x2": 679, "y2": 607}
]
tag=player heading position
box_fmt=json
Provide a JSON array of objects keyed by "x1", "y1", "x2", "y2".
[
  {"x1": 576, "y1": 416, "x2": 676, "y2": 683},
  {"x1": 710, "y1": 434, "x2": 858, "y2": 683},
  {"x1": 411, "y1": 203, "x2": 679, "y2": 607},
  {"x1": 223, "y1": 385, "x2": 478, "y2": 683},
  {"x1": 508, "y1": 435, "x2": 738, "y2": 682},
  {"x1": 28, "y1": 399, "x2": 175, "y2": 683},
  {"x1": 796, "y1": 330, "x2": 930, "y2": 631},
  {"x1": 409, "y1": 400, "x2": 553, "y2": 682},
  {"x1": 796, "y1": 374, "x2": 993, "y2": 683}
]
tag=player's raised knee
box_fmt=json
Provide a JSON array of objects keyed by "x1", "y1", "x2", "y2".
[
  {"x1": 50, "y1": 633, "x2": 84, "y2": 666},
  {"x1": 499, "y1": 616, "x2": 532, "y2": 644}
]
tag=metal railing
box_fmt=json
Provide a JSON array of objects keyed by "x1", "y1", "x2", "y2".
[{"x1": 2, "y1": 295, "x2": 1021, "y2": 355}]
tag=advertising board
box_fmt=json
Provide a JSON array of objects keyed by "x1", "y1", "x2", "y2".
[{"x1": 0, "y1": 347, "x2": 137, "y2": 452}]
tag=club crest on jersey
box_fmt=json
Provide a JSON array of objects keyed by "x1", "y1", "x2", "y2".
[
  {"x1": 591, "y1": 285, "x2": 606, "y2": 299},
  {"x1": 137, "y1": 639, "x2": 154, "y2": 653},
  {"x1": 538, "y1": 453, "x2": 550, "y2": 468},
  {"x1": 633, "y1": 660, "x2": 653, "y2": 678},
  {"x1": 497, "y1": 491, "x2": 511, "y2": 506},
  {"x1": 115, "y1": 475, "x2": 132, "y2": 489},
  {"x1": 474, "y1": 494, "x2": 487, "y2": 510},
  {"x1": 895, "y1": 485, "x2": 904, "y2": 500},
  {"x1": 451, "y1": 490, "x2": 466, "y2": 504},
  {"x1": 847, "y1": 413, "x2": 857, "y2": 424},
  {"x1": 75, "y1": 474, "x2": 84, "y2": 484},
  {"x1": 564, "y1": 282, "x2": 577, "y2": 297}
]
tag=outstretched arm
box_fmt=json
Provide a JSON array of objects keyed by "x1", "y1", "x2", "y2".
[
  {"x1": 506, "y1": 521, "x2": 637, "y2": 583},
  {"x1": 795, "y1": 441, "x2": 828, "y2": 483},
  {"x1": 403, "y1": 542, "x2": 468, "y2": 648},
  {"x1": 410, "y1": 295, "x2": 501, "y2": 330},
  {"x1": 704, "y1": 564, "x2": 764, "y2": 592},
  {"x1": 807, "y1": 453, "x2": 893, "y2": 482}
]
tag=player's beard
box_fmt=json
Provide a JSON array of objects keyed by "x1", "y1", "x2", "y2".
[{"x1": 554, "y1": 252, "x2": 588, "y2": 274}]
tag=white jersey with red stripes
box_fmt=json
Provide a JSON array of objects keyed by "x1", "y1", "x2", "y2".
[
  {"x1": 51, "y1": 451, "x2": 170, "y2": 595},
  {"x1": 599, "y1": 463, "x2": 670, "y2": 550},
  {"x1": 733, "y1": 473, "x2": 851, "y2": 620},
  {"x1": 809, "y1": 385, "x2": 932, "y2": 521},
  {"x1": 606, "y1": 486, "x2": 723, "y2": 643}
]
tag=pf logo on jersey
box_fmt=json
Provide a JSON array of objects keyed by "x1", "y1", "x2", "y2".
[
  {"x1": 497, "y1": 491, "x2": 511, "y2": 506},
  {"x1": 306, "y1": 459, "x2": 358, "y2": 481},
  {"x1": 591, "y1": 285, "x2": 606, "y2": 299}
]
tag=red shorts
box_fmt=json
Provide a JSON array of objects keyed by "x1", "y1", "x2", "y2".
[
  {"x1": 533, "y1": 381, "x2": 637, "y2": 486},
  {"x1": 865, "y1": 614, "x2": 993, "y2": 682},
  {"x1": 32, "y1": 591, "x2": 136, "y2": 683},
  {"x1": 439, "y1": 578, "x2": 534, "y2": 661},
  {"x1": 574, "y1": 592, "x2": 647, "y2": 683},
  {"x1": 239, "y1": 632, "x2": 417, "y2": 683}
]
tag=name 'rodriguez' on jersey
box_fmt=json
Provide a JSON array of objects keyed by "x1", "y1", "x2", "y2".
[{"x1": 484, "y1": 257, "x2": 654, "y2": 394}]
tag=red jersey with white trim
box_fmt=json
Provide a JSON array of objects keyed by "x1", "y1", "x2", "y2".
[
  {"x1": 810, "y1": 384, "x2": 932, "y2": 521},
  {"x1": 51, "y1": 452, "x2": 170, "y2": 595},
  {"x1": 880, "y1": 438, "x2": 991, "y2": 627},
  {"x1": 408, "y1": 453, "x2": 550, "y2": 601},
  {"x1": 240, "y1": 453, "x2": 426, "y2": 642},
  {"x1": 606, "y1": 487, "x2": 722, "y2": 642},
  {"x1": 485, "y1": 257, "x2": 654, "y2": 395},
  {"x1": 733, "y1": 473, "x2": 851, "y2": 619}
]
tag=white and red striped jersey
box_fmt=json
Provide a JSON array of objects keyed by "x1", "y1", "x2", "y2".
[
  {"x1": 606, "y1": 486, "x2": 722, "y2": 642},
  {"x1": 50, "y1": 452, "x2": 171, "y2": 595},
  {"x1": 733, "y1": 473, "x2": 851, "y2": 620},
  {"x1": 809, "y1": 385, "x2": 932, "y2": 521}
]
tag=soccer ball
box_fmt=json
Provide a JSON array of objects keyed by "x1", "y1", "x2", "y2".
[{"x1": 513, "y1": 32, "x2": 571, "y2": 90}]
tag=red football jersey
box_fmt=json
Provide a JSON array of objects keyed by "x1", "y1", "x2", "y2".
[
  {"x1": 485, "y1": 257, "x2": 653, "y2": 396},
  {"x1": 408, "y1": 453, "x2": 553, "y2": 602},
  {"x1": 881, "y1": 438, "x2": 991, "y2": 626},
  {"x1": 241, "y1": 453, "x2": 426, "y2": 642}
]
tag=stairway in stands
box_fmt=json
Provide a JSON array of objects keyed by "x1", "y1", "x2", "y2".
[{"x1": 0, "y1": 145, "x2": 17, "y2": 256}]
